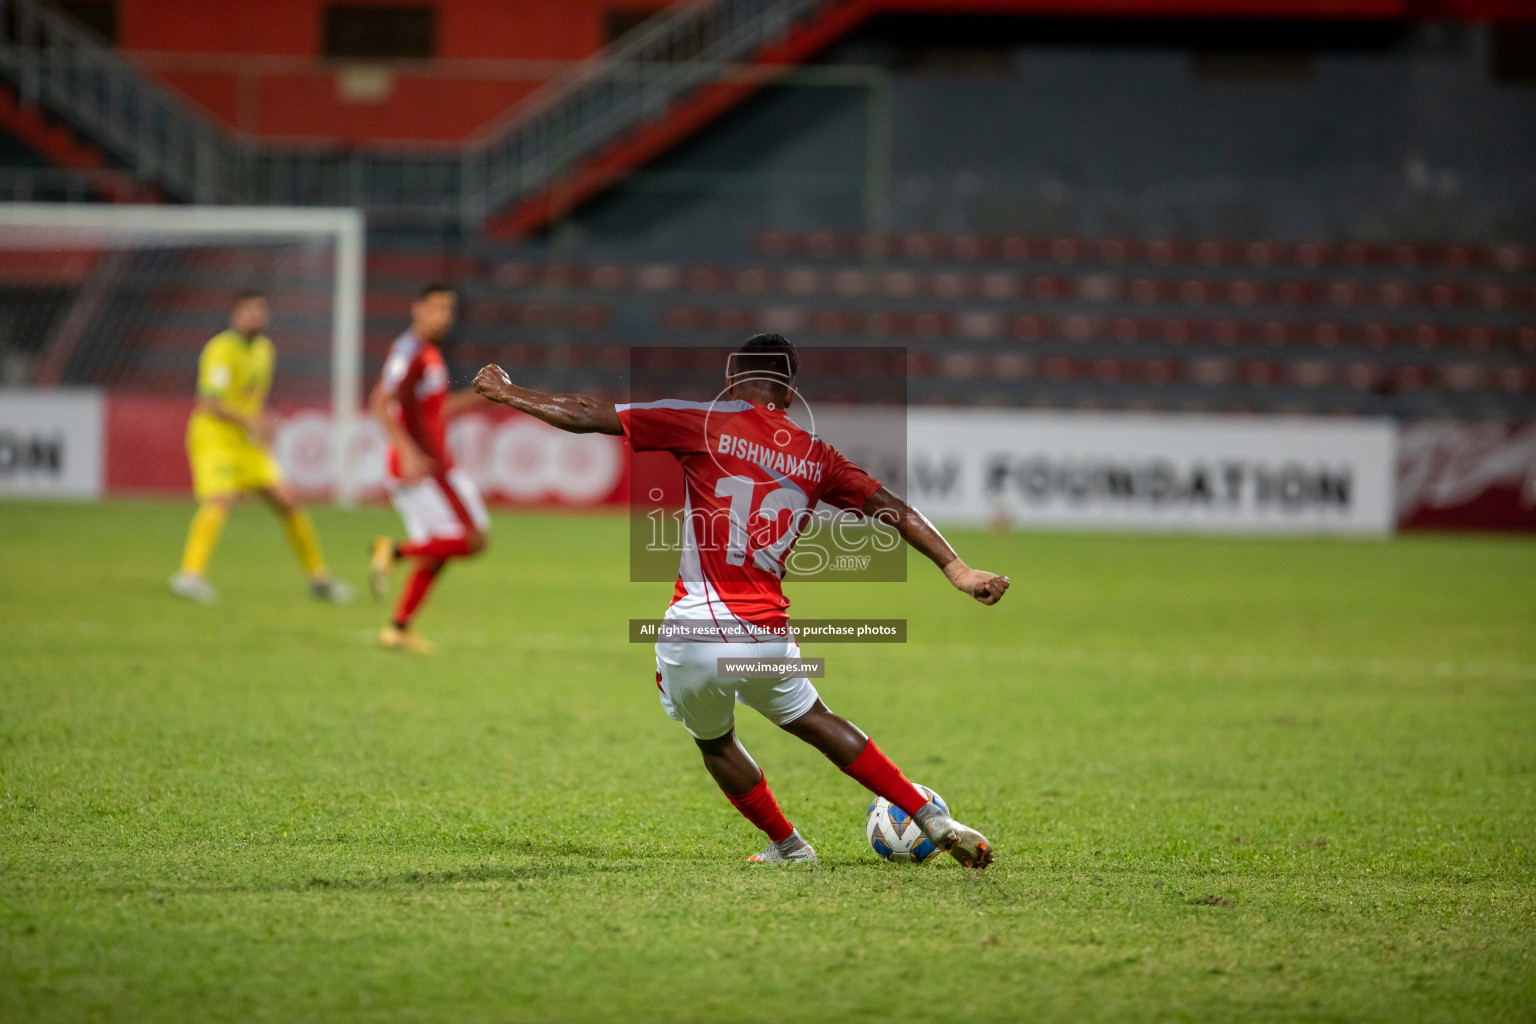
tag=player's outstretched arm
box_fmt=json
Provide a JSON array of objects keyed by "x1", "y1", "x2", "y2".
[
  {"x1": 861, "y1": 485, "x2": 1010, "y2": 606},
  {"x1": 471, "y1": 365, "x2": 623, "y2": 435},
  {"x1": 443, "y1": 388, "x2": 491, "y2": 418}
]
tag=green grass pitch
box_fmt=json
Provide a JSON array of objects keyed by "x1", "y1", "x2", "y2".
[{"x1": 2, "y1": 499, "x2": 1533, "y2": 1022}]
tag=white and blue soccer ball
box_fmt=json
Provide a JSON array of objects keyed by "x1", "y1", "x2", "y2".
[{"x1": 865, "y1": 784, "x2": 947, "y2": 863}]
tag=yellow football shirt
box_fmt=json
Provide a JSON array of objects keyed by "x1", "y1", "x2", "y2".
[{"x1": 188, "y1": 330, "x2": 275, "y2": 449}]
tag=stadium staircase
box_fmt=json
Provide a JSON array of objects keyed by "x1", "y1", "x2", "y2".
[
  {"x1": 474, "y1": 0, "x2": 872, "y2": 239},
  {"x1": 0, "y1": 83, "x2": 153, "y2": 203},
  {"x1": 0, "y1": 0, "x2": 872, "y2": 232}
]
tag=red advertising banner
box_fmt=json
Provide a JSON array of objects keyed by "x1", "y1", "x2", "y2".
[{"x1": 1398, "y1": 422, "x2": 1536, "y2": 532}]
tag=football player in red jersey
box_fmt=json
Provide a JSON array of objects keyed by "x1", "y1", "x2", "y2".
[
  {"x1": 369, "y1": 283, "x2": 491, "y2": 653},
  {"x1": 472, "y1": 334, "x2": 1008, "y2": 867}
]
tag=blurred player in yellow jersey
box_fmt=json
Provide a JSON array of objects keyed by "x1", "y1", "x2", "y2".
[{"x1": 169, "y1": 290, "x2": 352, "y2": 605}]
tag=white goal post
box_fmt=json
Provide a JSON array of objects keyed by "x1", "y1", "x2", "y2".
[{"x1": 0, "y1": 203, "x2": 366, "y2": 504}]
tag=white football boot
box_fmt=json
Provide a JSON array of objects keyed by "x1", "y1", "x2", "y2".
[
  {"x1": 915, "y1": 804, "x2": 994, "y2": 869},
  {"x1": 310, "y1": 577, "x2": 354, "y2": 604},
  {"x1": 748, "y1": 829, "x2": 817, "y2": 864},
  {"x1": 169, "y1": 571, "x2": 216, "y2": 604}
]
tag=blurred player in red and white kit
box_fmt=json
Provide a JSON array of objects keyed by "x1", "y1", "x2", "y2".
[
  {"x1": 368, "y1": 283, "x2": 490, "y2": 653},
  {"x1": 472, "y1": 334, "x2": 1009, "y2": 867}
]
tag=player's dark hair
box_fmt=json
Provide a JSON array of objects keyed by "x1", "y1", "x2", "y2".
[
  {"x1": 230, "y1": 288, "x2": 265, "y2": 310},
  {"x1": 734, "y1": 333, "x2": 799, "y2": 382},
  {"x1": 417, "y1": 281, "x2": 458, "y2": 301}
]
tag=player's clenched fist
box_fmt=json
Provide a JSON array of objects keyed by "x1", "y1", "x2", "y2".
[
  {"x1": 472, "y1": 364, "x2": 513, "y2": 403},
  {"x1": 942, "y1": 558, "x2": 1010, "y2": 605}
]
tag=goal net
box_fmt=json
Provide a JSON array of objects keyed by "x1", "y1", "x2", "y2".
[{"x1": 0, "y1": 204, "x2": 364, "y2": 502}]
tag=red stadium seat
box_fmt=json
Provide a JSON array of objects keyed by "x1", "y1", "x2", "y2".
[
  {"x1": 1409, "y1": 324, "x2": 1445, "y2": 348},
  {"x1": 588, "y1": 265, "x2": 632, "y2": 290},
  {"x1": 1377, "y1": 280, "x2": 1417, "y2": 307},
  {"x1": 1190, "y1": 359, "x2": 1233, "y2": 386},
  {"x1": 1362, "y1": 323, "x2": 1398, "y2": 348},
  {"x1": 755, "y1": 231, "x2": 796, "y2": 257},
  {"x1": 1146, "y1": 239, "x2": 1187, "y2": 265},
  {"x1": 1029, "y1": 275, "x2": 1070, "y2": 301},
  {"x1": 1060, "y1": 315, "x2": 1101, "y2": 342},
  {"x1": 685, "y1": 267, "x2": 727, "y2": 292},
  {"x1": 1342, "y1": 363, "x2": 1383, "y2": 390},
  {"x1": 1441, "y1": 364, "x2": 1488, "y2": 391},
  {"x1": 932, "y1": 271, "x2": 972, "y2": 298},
  {"x1": 1341, "y1": 242, "x2": 1380, "y2": 267},
  {"x1": 1211, "y1": 319, "x2": 1247, "y2": 345},
  {"x1": 809, "y1": 309, "x2": 857, "y2": 335},
  {"x1": 1195, "y1": 240, "x2": 1234, "y2": 265},
  {"x1": 1048, "y1": 237, "x2": 1086, "y2": 263},
  {"x1": 1142, "y1": 359, "x2": 1178, "y2": 384},
  {"x1": 1290, "y1": 361, "x2": 1335, "y2": 388},
  {"x1": 636, "y1": 264, "x2": 680, "y2": 291},
  {"x1": 805, "y1": 231, "x2": 844, "y2": 257},
  {"x1": 734, "y1": 268, "x2": 775, "y2": 293},
  {"x1": 1241, "y1": 361, "x2": 1285, "y2": 387},
  {"x1": 979, "y1": 272, "x2": 1016, "y2": 299},
  {"x1": 662, "y1": 306, "x2": 705, "y2": 331},
  {"x1": 1097, "y1": 238, "x2": 1138, "y2": 263},
  {"x1": 1077, "y1": 274, "x2": 1120, "y2": 302},
  {"x1": 950, "y1": 235, "x2": 990, "y2": 260},
  {"x1": 941, "y1": 353, "x2": 984, "y2": 378},
  {"x1": 1392, "y1": 364, "x2": 1432, "y2": 391},
  {"x1": 1258, "y1": 320, "x2": 1293, "y2": 346},
  {"x1": 1109, "y1": 316, "x2": 1146, "y2": 343},
  {"x1": 569, "y1": 304, "x2": 610, "y2": 329},
  {"x1": 716, "y1": 308, "x2": 757, "y2": 332},
  {"x1": 1009, "y1": 313, "x2": 1053, "y2": 340},
  {"x1": 959, "y1": 312, "x2": 1004, "y2": 339},
  {"x1": 1159, "y1": 318, "x2": 1196, "y2": 344},
  {"x1": 782, "y1": 268, "x2": 826, "y2": 295},
  {"x1": 997, "y1": 236, "x2": 1036, "y2": 261},
  {"x1": 993, "y1": 353, "x2": 1032, "y2": 378},
  {"x1": 1494, "y1": 366, "x2": 1531, "y2": 392},
  {"x1": 881, "y1": 270, "x2": 922, "y2": 298},
  {"x1": 830, "y1": 269, "x2": 869, "y2": 296},
  {"x1": 1040, "y1": 355, "x2": 1079, "y2": 381}
]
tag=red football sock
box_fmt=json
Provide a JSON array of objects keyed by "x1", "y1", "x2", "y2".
[
  {"x1": 397, "y1": 537, "x2": 473, "y2": 560},
  {"x1": 723, "y1": 773, "x2": 795, "y2": 843},
  {"x1": 391, "y1": 557, "x2": 445, "y2": 629},
  {"x1": 842, "y1": 739, "x2": 929, "y2": 817}
]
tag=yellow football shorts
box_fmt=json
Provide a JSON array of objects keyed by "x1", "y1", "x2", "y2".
[{"x1": 188, "y1": 438, "x2": 283, "y2": 500}]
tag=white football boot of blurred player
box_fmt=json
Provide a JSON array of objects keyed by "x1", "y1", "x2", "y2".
[
  {"x1": 169, "y1": 571, "x2": 217, "y2": 604},
  {"x1": 310, "y1": 577, "x2": 354, "y2": 604}
]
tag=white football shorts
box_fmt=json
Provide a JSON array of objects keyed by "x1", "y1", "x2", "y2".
[
  {"x1": 389, "y1": 468, "x2": 490, "y2": 543},
  {"x1": 654, "y1": 637, "x2": 821, "y2": 740}
]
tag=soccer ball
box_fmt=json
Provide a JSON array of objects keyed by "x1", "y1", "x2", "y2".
[{"x1": 865, "y1": 784, "x2": 947, "y2": 863}]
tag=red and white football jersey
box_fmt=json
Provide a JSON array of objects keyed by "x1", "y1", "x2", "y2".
[
  {"x1": 378, "y1": 331, "x2": 451, "y2": 479},
  {"x1": 617, "y1": 398, "x2": 881, "y2": 635}
]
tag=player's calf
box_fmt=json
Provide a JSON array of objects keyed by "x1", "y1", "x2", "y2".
[{"x1": 695, "y1": 731, "x2": 810, "y2": 861}]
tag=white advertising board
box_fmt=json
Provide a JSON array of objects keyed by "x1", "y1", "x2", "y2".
[
  {"x1": 0, "y1": 389, "x2": 103, "y2": 498},
  {"x1": 907, "y1": 410, "x2": 1396, "y2": 535}
]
